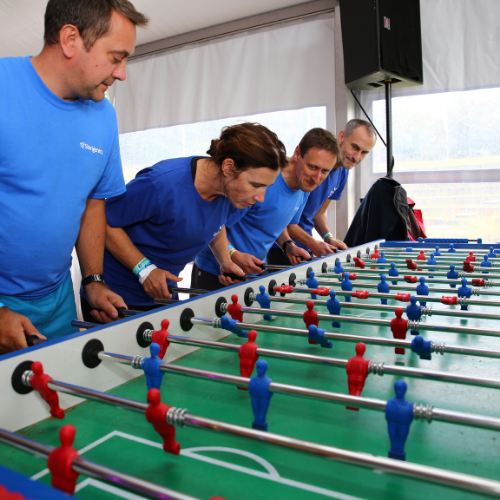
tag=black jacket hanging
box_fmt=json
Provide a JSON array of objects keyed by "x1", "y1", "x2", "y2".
[{"x1": 344, "y1": 177, "x2": 409, "y2": 247}]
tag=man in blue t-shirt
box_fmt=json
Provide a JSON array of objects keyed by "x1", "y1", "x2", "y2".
[
  {"x1": 193, "y1": 128, "x2": 341, "y2": 290},
  {"x1": 268, "y1": 120, "x2": 377, "y2": 265},
  {"x1": 0, "y1": 0, "x2": 148, "y2": 353}
]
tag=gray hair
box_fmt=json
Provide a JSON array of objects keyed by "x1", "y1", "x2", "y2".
[{"x1": 344, "y1": 119, "x2": 377, "y2": 141}]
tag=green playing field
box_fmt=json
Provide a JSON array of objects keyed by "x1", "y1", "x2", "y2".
[{"x1": 1, "y1": 281, "x2": 500, "y2": 500}]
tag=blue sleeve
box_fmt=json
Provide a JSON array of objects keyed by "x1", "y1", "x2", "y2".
[
  {"x1": 106, "y1": 175, "x2": 160, "y2": 228},
  {"x1": 329, "y1": 169, "x2": 349, "y2": 201},
  {"x1": 88, "y1": 107, "x2": 125, "y2": 199},
  {"x1": 290, "y1": 192, "x2": 310, "y2": 224}
]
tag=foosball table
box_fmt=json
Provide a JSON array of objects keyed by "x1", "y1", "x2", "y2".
[{"x1": 1, "y1": 238, "x2": 500, "y2": 500}]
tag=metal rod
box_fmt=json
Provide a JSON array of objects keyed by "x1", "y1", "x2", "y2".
[
  {"x1": 385, "y1": 79, "x2": 393, "y2": 178},
  {"x1": 97, "y1": 351, "x2": 500, "y2": 432},
  {"x1": 313, "y1": 279, "x2": 500, "y2": 297},
  {"x1": 365, "y1": 255, "x2": 500, "y2": 266},
  {"x1": 191, "y1": 317, "x2": 500, "y2": 360},
  {"x1": 14, "y1": 376, "x2": 500, "y2": 497},
  {"x1": 163, "y1": 334, "x2": 500, "y2": 390},
  {"x1": 170, "y1": 287, "x2": 208, "y2": 296},
  {"x1": 267, "y1": 292, "x2": 500, "y2": 320},
  {"x1": 72, "y1": 320, "x2": 98, "y2": 329},
  {"x1": 353, "y1": 261, "x2": 495, "y2": 272},
  {"x1": 0, "y1": 428, "x2": 200, "y2": 500},
  {"x1": 380, "y1": 247, "x2": 499, "y2": 255},
  {"x1": 239, "y1": 306, "x2": 500, "y2": 338},
  {"x1": 180, "y1": 414, "x2": 500, "y2": 498},
  {"x1": 328, "y1": 270, "x2": 464, "y2": 285},
  {"x1": 320, "y1": 267, "x2": 500, "y2": 280}
]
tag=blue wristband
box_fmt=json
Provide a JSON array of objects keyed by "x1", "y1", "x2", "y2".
[
  {"x1": 133, "y1": 258, "x2": 151, "y2": 276},
  {"x1": 323, "y1": 232, "x2": 332, "y2": 241},
  {"x1": 0, "y1": 302, "x2": 4, "y2": 309},
  {"x1": 228, "y1": 244, "x2": 235, "y2": 251}
]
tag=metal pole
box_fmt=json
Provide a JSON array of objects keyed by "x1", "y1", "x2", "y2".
[
  {"x1": 261, "y1": 292, "x2": 500, "y2": 320},
  {"x1": 96, "y1": 353, "x2": 500, "y2": 432},
  {"x1": 239, "y1": 306, "x2": 500, "y2": 338},
  {"x1": 10, "y1": 378, "x2": 500, "y2": 497},
  {"x1": 190, "y1": 317, "x2": 500, "y2": 360},
  {"x1": 0, "y1": 428, "x2": 200, "y2": 500},
  {"x1": 385, "y1": 79, "x2": 393, "y2": 177},
  {"x1": 157, "y1": 334, "x2": 500, "y2": 390},
  {"x1": 312, "y1": 279, "x2": 500, "y2": 297}
]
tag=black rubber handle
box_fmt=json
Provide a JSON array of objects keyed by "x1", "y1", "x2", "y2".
[
  {"x1": 116, "y1": 307, "x2": 128, "y2": 318},
  {"x1": 223, "y1": 272, "x2": 248, "y2": 281},
  {"x1": 26, "y1": 335, "x2": 45, "y2": 347}
]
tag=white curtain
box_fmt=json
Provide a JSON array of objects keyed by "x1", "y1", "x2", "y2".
[{"x1": 111, "y1": 14, "x2": 336, "y2": 134}]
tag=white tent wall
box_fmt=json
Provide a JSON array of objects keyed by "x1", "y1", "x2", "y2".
[
  {"x1": 111, "y1": 14, "x2": 336, "y2": 134},
  {"x1": 357, "y1": 0, "x2": 500, "y2": 203}
]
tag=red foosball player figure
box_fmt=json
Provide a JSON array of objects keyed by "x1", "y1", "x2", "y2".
[
  {"x1": 416, "y1": 250, "x2": 426, "y2": 261},
  {"x1": 302, "y1": 300, "x2": 318, "y2": 345},
  {"x1": 346, "y1": 343, "x2": 369, "y2": 411},
  {"x1": 238, "y1": 330, "x2": 259, "y2": 390},
  {"x1": 29, "y1": 362, "x2": 64, "y2": 419},
  {"x1": 145, "y1": 389, "x2": 180, "y2": 455},
  {"x1": 390, "y1": 307, "x2": 408, "y2": 355},
  {"x1": 0, "y1": 485, "x2": 31, "y2": 499},
  {"x1": 227, "y1": 294, "x2": 243, "y2": 322},
  {"x1": 48, "y1": 425, "x2": 80, "y2": 494},
  {"x1": 151, "y1": 319, "x2": 171, "y2": 359}
]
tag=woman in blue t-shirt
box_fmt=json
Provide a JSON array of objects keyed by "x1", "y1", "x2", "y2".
[{"x1": 81, "y1": 123, "x2": 287, "y2": 321}]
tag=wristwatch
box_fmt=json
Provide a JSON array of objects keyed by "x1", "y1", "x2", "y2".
[
  {"x1": 82, "y1": 274, "x2": 106, "y2": 288},
  {"x1": 282, "y1": 239, "x2": 295, "y2": 255}
]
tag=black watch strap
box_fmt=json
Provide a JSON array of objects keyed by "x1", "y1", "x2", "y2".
[
  {"x1": 82, "y1": 274, "x2": 106, "y2": 288},
  {"x1": 282, "y1": 239, "x2": 294, "y2": 255}
]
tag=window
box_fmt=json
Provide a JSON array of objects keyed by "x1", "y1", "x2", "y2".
[
  {"x1": 372, "y1": 87, "x2": 500, "y2": 174},
  {"x1": 370, "y1": 88, "x2": 500, "y2": 240},
  {"x1": 119, "y1": 107, "x2": 327, "y2": 182}
]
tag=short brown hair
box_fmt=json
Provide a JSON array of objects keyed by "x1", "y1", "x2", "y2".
[
  {"x1": 298, "y1": 128, "x2": 342, "y2": 163},
  {"x1": 44, "y1": 0, "x2": 149, "y2": 51},
  {"x1": 207, "y1": 123, "x2": 288, "y2": 173}
]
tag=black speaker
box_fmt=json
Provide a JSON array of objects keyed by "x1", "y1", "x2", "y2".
[{"x1": 339, "y1": 0, "x2": 423, "y2": 90}]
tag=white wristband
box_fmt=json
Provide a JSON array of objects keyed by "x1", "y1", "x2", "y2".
[{"x1": 138, "y1": 264, "x2": 158, "y2": 285}]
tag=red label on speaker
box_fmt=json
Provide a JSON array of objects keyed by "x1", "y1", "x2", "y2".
[{"x1": 384, "y1": 16, "x2": 391, "y2": 30}]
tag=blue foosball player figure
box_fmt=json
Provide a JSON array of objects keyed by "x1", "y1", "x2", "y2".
[
  {"x1": 306, "y1": 271, "x2": 318, "y2": 299},
  {"x1": 411, "y1": 335, "x2": 432, "y2": 360},
  {"x1": 341, "y1": 273, "x2": 353, "y2": 302},
  {"x1": 385, "y1": 380, "x2": 414, "y2": 461},
  {"x1": 249, "y1": 359, "x2": 273, "y2": 431},
  {"x1": 221, "y1": 315, "x2": 248, "y2": 338},
  {"x1": 434, "y1": 246, "x2": 441, "y2": 257},
  {"x1": 487, "y1": 247, "x2": 497, "y2": 259},
  {"x1": 333, "y1": 260, "x2": 344, "y2": 275},
  {"x1": 326, "y1": 290, "x2": 341, "y2": 328},
  {"x1": 388, "y1": 262, "x2": 399, "y2": 285},
  {"x1": 416, "y1": 276, "x2": 429, "y2": 306},
  {"x1": 448, "y1": 244, "x2": 456, "y2": 253},
  {"x1": 427, "y1": 253, "x2": 437, "y2": 278},
  {"x1": 141, "y1": 343, "x2": 165, "y2": 391},
  {"x1": 308, "y1": 325, "x2": 332, "y2": 348},
  {"x1": 406, "y1": 296, "x2": 421, "y2": 335},
  {"x1": 447, "y1": 265, "x2": 459, "y2": 288},
  {"x1": 458, "y1": 278, "x2": 472, "y2": 311},
  {"x1": 377, "y1": 274, "x2": 390, "y2": 305},
  {"x1": 255, "y1": 285, "x2": 273, "y2": 321},
  {"x1": 377, "y1": 252, "x2": 387, "y2": 270},
  {"x1": 481, "y1": 255, "x2": 492, "y2": 274}
]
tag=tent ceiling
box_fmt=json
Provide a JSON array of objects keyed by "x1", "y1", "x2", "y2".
[{"x1": 0, "y1": 0, "x2": 314, "y2": 58}]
